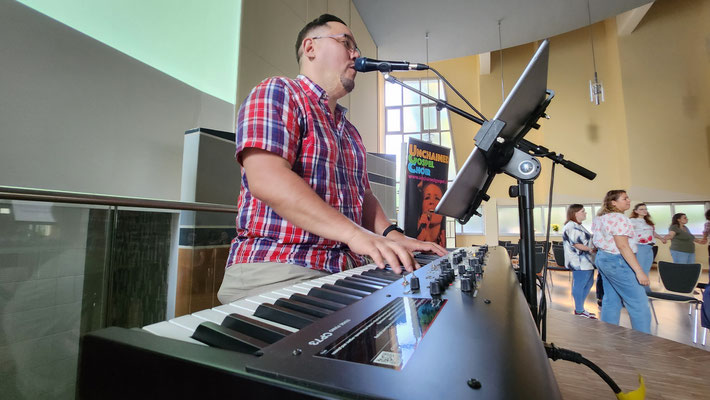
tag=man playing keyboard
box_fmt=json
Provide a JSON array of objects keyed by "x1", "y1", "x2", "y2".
[{"x1": 218, "y1": 14, "x2": 447, "y2": 304}]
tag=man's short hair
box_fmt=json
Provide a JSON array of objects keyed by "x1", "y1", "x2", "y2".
[{"x1": 295, "y1": 14, "x2": 347, "y2": 63}]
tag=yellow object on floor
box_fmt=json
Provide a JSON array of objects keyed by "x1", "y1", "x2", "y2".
[{"x1": 616, "y1": 375, "x2": 645, "y2": 400}]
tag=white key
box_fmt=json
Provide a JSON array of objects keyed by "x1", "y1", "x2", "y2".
[
  {"x1": 169, "y1": 315, "x2": 205, "y2": 331},
  {"x1": 193, "y1": 309, "x2": 228, "y2": 324},
  {"x1": 142, "y1": 321, "x2": 203, "y2": 345}
]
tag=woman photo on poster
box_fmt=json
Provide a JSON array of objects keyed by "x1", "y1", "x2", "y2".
[{"x1": 415, "y1": 182, "x2": 446, "y2": 246}]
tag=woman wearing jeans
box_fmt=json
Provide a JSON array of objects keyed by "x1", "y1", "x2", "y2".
[
  {"x1": 629, "y1": 203, "x2": 667, "y2": 292},
  {"x1": 667, "y1": 213, "x2": 704, "y2": 264},
  {"x1": 562, "y1": 204, "x2": 596, "y2": 319},
  {"x1": 591, "y1": 190, "x2": 651, "y2": 333}
]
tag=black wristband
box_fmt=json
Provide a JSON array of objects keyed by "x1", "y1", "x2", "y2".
[{"x1": 382, "y1": 224, "x2": 403, "y2": 237}]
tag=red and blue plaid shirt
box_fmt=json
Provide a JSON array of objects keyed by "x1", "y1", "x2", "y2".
[{"x1": 227, "y1": 75, "x2": 370, "y2": 273}]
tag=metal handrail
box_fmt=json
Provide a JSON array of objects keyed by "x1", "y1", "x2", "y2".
[{"x1": 0, "y1": 185, "x2": 237, "y2": 213}]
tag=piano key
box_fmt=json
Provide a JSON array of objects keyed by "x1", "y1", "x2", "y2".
[
  {"x1": 344, "y1": 275, "x2": 387, "y2": 287},
  {"x1": 289, "y1": 293, "x2": 346, "y2": 311},
  {"x1": 191, "y1": 321, "x2": 268, "y2": 353},
  {"x1": 308, "y1": 287, "x2": 361, "y2": 305},
  {"x1": 169, "y1": 315, "x2": 208, "y2": 331},
  {"x1": 320, "y1": 283, "x2": 370, "y2": 298},
  {"x1": 274, "y1": 298, "x2": 333, "y2": 318},
  {"x1": 220, "y1": 313, "x2": 291, "y2": 344},
  {"x1": 193, "y1": 308, "x2": 230, "y2": 324},
  {"x1": 347, "y1": 274, "x2": 392, "y2": 286},
  {"x1": 142, "y1": 321, "x2": 203, "y2": 345},
  {"x1": 253, "y1": 303, "x2": 318, "y2": 329},
  {"x1": 213, "y1": 303, "x2": 298, "y2": 333},
  {"x1": 361, "y1": 270, "x2": 400, "y2": 281},
  {"x1": 334, "y1": 278, "x2": 381, "y2": 293}
]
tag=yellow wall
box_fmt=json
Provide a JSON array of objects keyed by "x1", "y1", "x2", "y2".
[
  {"x1": 436, "y1": 0, "x2": 710, "y2": 264},
  {"x1": 616, "y1": 0, "x2": 710, "y2": 202}
]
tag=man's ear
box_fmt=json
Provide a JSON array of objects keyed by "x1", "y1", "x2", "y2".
[{"x1": 302, "y1": 37, "x2": 316, "y2": 60}]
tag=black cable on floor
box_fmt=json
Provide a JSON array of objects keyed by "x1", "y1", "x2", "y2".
[{"x1": 544, "y1": 342, "x2": 621, "y2": 394}]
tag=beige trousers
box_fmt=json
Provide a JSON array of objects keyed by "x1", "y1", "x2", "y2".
[{"x1": 217, "y1": 262, "x2": 329, "y2": 304}]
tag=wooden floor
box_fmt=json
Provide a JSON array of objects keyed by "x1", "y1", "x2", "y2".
[{"x1": 544, "y1": 269, "x2": 710, "y2": 399}]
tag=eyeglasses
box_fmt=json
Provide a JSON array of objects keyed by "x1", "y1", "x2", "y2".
[{"x1": 310, "y1": 33, "x2": 361, "y2": 55}]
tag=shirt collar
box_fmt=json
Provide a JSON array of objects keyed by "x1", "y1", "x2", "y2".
[{"x1": 297, "y1": 75, "x2": 348, "y2": 116}]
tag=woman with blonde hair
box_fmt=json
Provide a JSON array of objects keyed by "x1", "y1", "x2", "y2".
[{"x1": 591, "y1": 190, "x2": 651, "y2": 333}]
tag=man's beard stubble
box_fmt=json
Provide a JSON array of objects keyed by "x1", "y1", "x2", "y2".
[{"x1": 340, "y1": 75, "x2": 355, "y2": 93}]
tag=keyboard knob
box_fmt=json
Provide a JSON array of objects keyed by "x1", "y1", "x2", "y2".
[
  {"x1": 461, "y1": 277, "x2": 473, "y2": 292},
  {"x1": 410, "y1": 275, "x2": 420, "y2": 291}
]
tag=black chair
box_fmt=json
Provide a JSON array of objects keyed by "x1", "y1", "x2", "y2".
[
  {"x1": 647, "y1": 261, "x2": 703, "y2": 343},
  {"x1": 548, "y1": 245, "x2": 571, "y2": 284},
  {"x1": 505, "y1": 243, "x2": 519, "y2": 258}
]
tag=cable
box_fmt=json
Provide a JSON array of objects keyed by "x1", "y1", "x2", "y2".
[
  {"x1": 544, "y1": 342, "x2": 621, "y2": 394},
  {"x1": 426, "y1": 66, "x2": 488, "y2": 122}
]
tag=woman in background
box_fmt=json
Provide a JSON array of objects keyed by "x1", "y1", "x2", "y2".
[
  {"x1": 666, "y1": 213, "x2": 704, "y2": 264},
  {"x1": 562, "y1": 204, "x2": 596, "y2": 319},
  {"x1": 629, "y1": 203, "x2": 666, "y2": 291},
  {"x1": 592, "y1": 190, "x2": 651, "y2": 333}
]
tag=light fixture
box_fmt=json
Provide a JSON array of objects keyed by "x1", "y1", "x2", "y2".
[{"x1": 587, "y1": 0, "x2": 604, "y2": 105}]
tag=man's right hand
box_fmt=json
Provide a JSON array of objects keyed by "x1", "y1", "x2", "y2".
[{"x1": 344, "y1": 227, "x2": 417, "y2": 274}]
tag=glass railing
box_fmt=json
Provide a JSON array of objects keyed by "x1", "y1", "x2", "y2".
[{"x1": 0, "y1": 186, "x2": 236, "y2": 399}]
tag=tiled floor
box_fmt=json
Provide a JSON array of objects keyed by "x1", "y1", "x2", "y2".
[{"x1": 543, "y1": 266, "x2": 708, "y2": 351}]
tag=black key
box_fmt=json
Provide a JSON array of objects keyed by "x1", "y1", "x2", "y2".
[
  {"x1": 349, "y1": 274, "x2": 391, "y2": 286},
  {"x1": 191, "y1": 321, "x2": 267, "y2": 354},
  {"x1": 335, "y1": 278, "x2": 381, "y2": 293},
  {"x1": 275, "y1": 298, "x2": 333, "y2": 318},
  {"x1": 362, "y1": 270, "x2": 400, "y2": 281},
  {"x1": 290, "y1": 293, "x2": 346, "y2": 311},
  {"x1": 322, "y1": 283, "x2": 369, "y2": 297},
  {"x1": 220, "y1": 313, "x2": 290, "y2": 344},
  {"x1": 254, "y1": 303, "x2": 317, "y2": 329},
  {"x1": 308, "y1": 287, "x2": 361, "y2": 305}
]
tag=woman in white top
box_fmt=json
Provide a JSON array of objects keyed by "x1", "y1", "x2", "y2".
[
  {"x1": 562, "y1": 204, "x2": 596, "y2": 318},
  {"x1": 629, "y1": 203, "x2": 666, "y2": 292},
  {"x1": 591, "y1": 190, "x2": 651, "y2": 334}
]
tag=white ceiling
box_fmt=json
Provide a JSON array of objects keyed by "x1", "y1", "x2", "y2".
[{"x1": 352, "y1": 0, "x2": 655, "y2": 62}]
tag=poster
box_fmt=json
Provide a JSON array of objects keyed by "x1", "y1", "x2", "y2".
[{"x1": 400, "y1": 138, "x2": 450, "y2": 246}]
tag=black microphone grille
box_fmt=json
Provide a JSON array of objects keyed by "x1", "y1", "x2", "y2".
[{"x1": 354, "y1": 57, "x2": 370, "y2": 72}]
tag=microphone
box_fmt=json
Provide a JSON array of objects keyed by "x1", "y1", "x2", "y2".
[{"x1": 354, "y1": 57, "x2": 429, "y2": 73}]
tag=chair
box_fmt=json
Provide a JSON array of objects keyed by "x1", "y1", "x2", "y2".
[
  {"x1": 505, "y1": 243, "x2": 519, "y2": 258},
  {"x1": 548, "y1": 245, "x2": 571, "y2": 285},
  {"x1": 647, "y1": 261, "x2": 703, "y2": 343}
]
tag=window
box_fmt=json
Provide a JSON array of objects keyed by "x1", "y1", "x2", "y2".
[
  {"x1": 673, "y1": 204, "x2": 706, "y2": 234},
  {"x1": 455, "y1": 208, "x2": 484, "y2": 235},
  {"x1": 385, "y1": 77, "x2": 470, "y2": 229}
]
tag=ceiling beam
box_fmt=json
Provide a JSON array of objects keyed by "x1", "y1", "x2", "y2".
[{"x1": 616, "y1": 2, "x2": 655, "y2": 36}]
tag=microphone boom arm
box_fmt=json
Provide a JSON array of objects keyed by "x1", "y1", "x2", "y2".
[{"x1": 382, "y1": 74, "x2": 486, "y2": 126}]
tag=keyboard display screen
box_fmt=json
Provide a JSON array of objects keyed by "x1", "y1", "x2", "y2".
[{"x1": 315, "y1": 297, "x2": 446, "y2": 370}]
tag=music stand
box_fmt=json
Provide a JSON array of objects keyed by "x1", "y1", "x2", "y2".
[{"x1": 384, "y1": 39, "x2": 595, "y2": 332}]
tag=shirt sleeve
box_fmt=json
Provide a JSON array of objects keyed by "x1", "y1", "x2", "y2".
[{"x1": 235, "y1": 78, "x2": 302, "y2": 166}]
